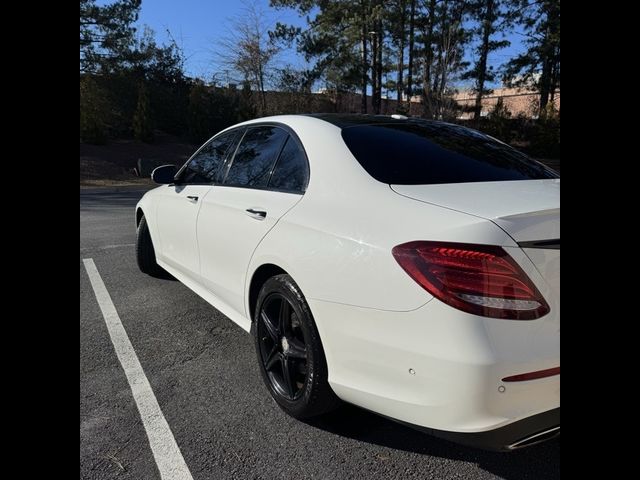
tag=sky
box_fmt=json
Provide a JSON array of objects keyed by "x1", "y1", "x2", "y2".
[
  {"x1": 136, "y1": 0, "x2": 307, "y2": 81},
  {"x1": 133, "y1": 0, "x2": 527, "y2": 90}
]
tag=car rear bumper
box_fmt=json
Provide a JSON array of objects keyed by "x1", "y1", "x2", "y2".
[
  {"x1": 401, "y1": 407, "x2": 559, "y2": 451},
  {"x1": 308, "y1": 296, "x2": 560, "y2": 449}
]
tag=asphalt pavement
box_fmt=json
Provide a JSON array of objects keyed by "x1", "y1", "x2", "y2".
[{"x1": 80, "y1": 186, "x2": 560, "y2": 480}]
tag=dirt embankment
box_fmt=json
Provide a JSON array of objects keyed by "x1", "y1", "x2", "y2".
[{"x1": 80, "y1": 134, "x2": 197, "y2": 187}]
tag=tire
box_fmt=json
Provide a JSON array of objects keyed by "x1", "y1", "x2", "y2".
[
  {"x1": 253, "y1": 274, "x2": 341, "y2": 419},
  {"x1": 136, "y1": 214, "x2": 164, "y2": 277}
]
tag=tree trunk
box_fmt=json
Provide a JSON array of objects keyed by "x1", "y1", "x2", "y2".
[
  {"x1": 376, "y1": 16, "x2": 383, "y2": 114},
  {"x1": 406, "y1": 0, "x2": 416, "y2": 112},
  {"x1": 549, "y1": 48, "x2": 559, "y2": 106},
  {"x1": 371, "y1": 31, "x2": 378, "y2": 113},
  {"x1": 437, "y1": 1, "x2": 463, "y2": 120},
  {"x1": 539, "y1": 55, "x2": 552, "y2": 112},
  {"x1": 257, "y1": 64, "x2": 267, "y2": 115},
  {"x1": 433, "y1": 3, "x2": 447, "y2": 119},
  {"x1": 538, "y1": 21, "x2": 553, "y2": 114},
  {"x1": 538, "y1": 24, "x2": 552, "y2": 113},
  {"x1": 361, "y1": 0, "x2": 368, "y2": 113},
  {"x1": 397, "y1": 0, "x2": 406, "y2": 107},
  {"x1": 438, "y1": 39, "x2": 446, "y2": 119},
  {"x1": 422, "y1": 0, "x2": 436, "y2": 118},
  {"x1": 473, "y1": 0, "x2": 494, "y2": 120},
  {"x1": 538, "y1": 2, "x2": 559, "y2": 114}
]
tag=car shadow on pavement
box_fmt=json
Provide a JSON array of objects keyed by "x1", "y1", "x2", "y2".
[
  {"x1": 149, "y1": 269, "x2": 178, "y2": 281},
  {"x1": 304, "y1": 403, "x2": 559, "y2": 480}
]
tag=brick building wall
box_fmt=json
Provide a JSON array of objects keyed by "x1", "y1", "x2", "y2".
[
  {"x1": 452, "y1": 87, "x2": 560, "y2": 119},
  {"x1": 262, "y1": 87, "x2": 559, "y2": 119}
]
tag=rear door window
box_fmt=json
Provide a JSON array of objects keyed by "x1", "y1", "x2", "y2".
[{"x1": 223, "y1": 126, "x2": 288, "y2": 188}]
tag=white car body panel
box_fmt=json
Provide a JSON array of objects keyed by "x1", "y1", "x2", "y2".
[
  {"x1": 136, "y1": 114, "x2": 560, "y2": 446},
  {"x1": 390, "y1": 179, "x2": 560, "y2": 242},
  {"x1": 390, "y1": 179, "x2": 559, "y2": 221},
  {"x1": 495, "y1": 208, "x2": 560, "y2": 243},
  {"x1": 310, "y1": 296, "x2": 559, "y2": 432},
  {"x1": 153, "y1": 184, "x2": 213, "y2": 280},
  {"x1": 522, "y1": 247, "x2": 560, "y2": 303},
  {"x1": 197, "y1": 186, "x2": 303, "y2": 317},
  {"x1": 249, "y1": 184, "x2": 516, "y2": 312}
]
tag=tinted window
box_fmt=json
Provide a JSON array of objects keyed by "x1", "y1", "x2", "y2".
[
  {"x1": 223, "y1": 126, "x2": 288, "y2": 188},
  {"x1": 341, "y1": 122, "x2": 559, "y2": 185},
  {"x1": 269, "y1": 137, "x2": 308, "y2": 192},
  {"x1": 181, "y1": 130, "x2": 238, "y2": 183}
]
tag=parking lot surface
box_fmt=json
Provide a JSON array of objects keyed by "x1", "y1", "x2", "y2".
[{"x1": 80, "y1": 187, "x2": 560, "y2": 480}]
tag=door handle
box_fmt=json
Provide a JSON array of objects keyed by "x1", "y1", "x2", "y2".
[
  {"x1": 187, "y1": 195, "x2": 199, "y2": 202},
  {"x1": 246, "y1": 208, "x2": 267, "y2": 220}
]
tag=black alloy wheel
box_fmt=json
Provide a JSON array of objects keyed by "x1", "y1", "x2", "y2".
[
  {"x1": 253, "y1": 274, "x2": 341, "y2": 419},
  {"x1": 136, "y1": 214, "x2": 165, "y2": 277},
  {"x1": 257, "y1": 293, "x2": 308, "y2": 400}
]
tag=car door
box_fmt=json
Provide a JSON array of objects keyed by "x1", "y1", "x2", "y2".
[
  {"x1": 154, "y1": 130, "x2": 239, "y2": 280},
  {"x1": 197, "y1": 125, "x2": 309, "y2": 317}
]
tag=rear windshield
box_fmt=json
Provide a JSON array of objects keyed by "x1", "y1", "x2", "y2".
[{"x1": 341, "y1": 122, "x2": 558, "y2": 185}]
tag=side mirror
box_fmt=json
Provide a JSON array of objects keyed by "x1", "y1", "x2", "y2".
[{"x1": 151, "y1": 165, "x2": 177, "y2": 184}]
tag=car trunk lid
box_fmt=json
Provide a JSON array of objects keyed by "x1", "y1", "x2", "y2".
[
  {"x1": 390, "y1": 179, "x2": 559, "y2": 243},
  {"x1": 390, "y1": 179, "x2": 559, "y2": 291}
]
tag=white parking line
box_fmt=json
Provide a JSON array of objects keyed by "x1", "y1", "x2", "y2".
[
  {"x1": 80, "y1": 243, "x2": 135, "y2": 252},
  {"x1": 83, "y1": 258, "x2": 194, "y2": 480}
]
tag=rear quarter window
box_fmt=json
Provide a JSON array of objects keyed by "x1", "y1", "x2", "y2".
[
  {"x1": 268, "y1": 137, "x2": 309, "y2": 193},
  {"x1": 341, "y1": 122, "x2": 558, "y2": 185}
]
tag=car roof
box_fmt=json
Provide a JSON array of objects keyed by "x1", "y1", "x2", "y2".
[
  {"x1": 230, "y1": 113, "x2": 453, "y2": 132},
  {"x1": 303, "y1": 113, "x2": 447, "y2": 129}
]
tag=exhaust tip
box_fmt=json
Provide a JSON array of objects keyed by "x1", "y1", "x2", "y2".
[{"x1": 507, "y1": 426, "x2": 560, "y2": 450}]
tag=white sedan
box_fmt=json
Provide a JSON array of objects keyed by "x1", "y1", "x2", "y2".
[{"x1": 135, "y1": 114, "x2": 559, "y2": 451}]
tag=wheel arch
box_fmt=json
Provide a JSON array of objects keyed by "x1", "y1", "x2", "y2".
[
  {"x1": 248, "y1": 263, "x2": 288, "y2": 322},
  {"x1": 136, "y1": 207, "x2": 144, "y2": 227}
]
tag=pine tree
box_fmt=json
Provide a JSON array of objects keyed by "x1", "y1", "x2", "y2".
[
  {"x1": 271, "y1": 0, "x2": 377, "y2": 113},
  {"x1": 80, "y1": 76, "x2": 110, "y2": 144},
  {"x1": 133, "y1": 81, "x2": 153, "y2": 142},
  {"x1": 487, "y1": 97, "x2": 512, "y2": 141},
  {"x1": 502, "y1": 0, "x2": 560, "y2": 114},
  {"x1": 462, "y1": 0, "x2": 512, "y2": 120},
  {"x1": 80, "y1": 0, "x2": 141, "y2": 74}
]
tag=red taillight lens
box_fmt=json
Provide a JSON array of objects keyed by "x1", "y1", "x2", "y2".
[{"x1": 392, "y1": 241, "x2": 550, "y2": 320}]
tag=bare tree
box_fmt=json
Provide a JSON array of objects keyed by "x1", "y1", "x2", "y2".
[
  {"x1": 216, "y1": 0, "x2": 280, "y2": 115},
  {"x1": 422, "y1": 0, "x2": 468, "y2": 120}
]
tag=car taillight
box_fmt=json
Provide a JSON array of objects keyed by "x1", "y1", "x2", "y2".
[{"x1": 392, "y1": 241, "x2": 550, "y2": 320}]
